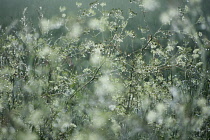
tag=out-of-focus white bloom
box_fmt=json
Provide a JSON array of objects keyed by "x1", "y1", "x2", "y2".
[
  {"x1": 61, "y1": 122, "x2": 70, "y2": 132},
  {"x1": 88, "y1": 17, "x2": 108, "y2": 32},
  {"x1": 165, "y1": 117, "x2": 174, "y2": 128},
  {"x1": 141, "y1": 97, "x2": 150, "y2": 110},
  {"x1": 76, "y1": 2, "x2": 82, "y2": 8},
  {"x1": 94, "y1": 74, "x2": 116, "y2": 103},
  {"x1": 166, "y1": 45, "x2": 174, "y2": 52},
  {"x1": 196, "y1": 62, "x2": 203, "y2": 67},
  {"x1": 160, "y1": 8, "x2": 178, "y2": 24},
  {"x1": 92, "y1": 111, "x2": 106, "y2": 128},
  {"x1": 190, "y1": 0, "x2": 201, "y2": 4},
  {"x1": 197, "y1": 98, "x2": 206, "y2": 107},
  {"x1": 156, "y1": 103, "x2": 166, "y2": 114},
  {"x1": 202, "y1": 106, "x2": 210, "y2": 115},
  {"x1": 100, "y1": 2, "x2": 106, "y2": 7},
  {"x1": 17, "y1": 132, "x2": 38, "y2": 140},
  {"x1": 62, "y1": 13, "x2": 66, "y2": 18},
  {"x1": 109, "y1": 105, "x2": 116, "y2": 111},
  {"x1": 90, "y1": 48, "x2": 102, "y2": 65},
  {"x1": 0, "y1": 99, "x2": 3, "y2": 111},
  {"x1": 54, "y1": 86, "x2": 58, "y2": 90},
  {"x1": 142, "y1": 0, "x2": 159, "y2": 11},
  {"x1": 69, "y1": 123, "x2": 77, "y2": 128},
  {"x1": 168, "y1": 8, "x2": 178, "y2": 17},
  {"x1": 30, "y1": 110, "x2": 43, "y2": 126},
  {"x1": 193, "y1": 49, "x2": 200, "y2": 54},
  {"x1": 39, "y1": 47, "x2": 51, "y2": 58},
  {"x1": 40, "y1": 18, "x2": 64, "y2": 33},
  {"x1": 89, "y1": 133, "x2": 102, "y2": 140},
  {"x1": 59, "y1": 6, "x2": 66, "y2": 12},
  {"x1": 160, "y1": 13, "x2": 170, "y2": 24},
  {"x1": 53, "y1": 99, "x2": 59, "y2": 107},
  {"x1": 70, "y1": 23, "x2": 83, "y2": 38},
  {"x1": 192, "y1": 54, "x2": 199, "y2": 59},
  {"x1": 147, "y1": 110, "x2": 156, "y2": 123},
  {"x1": 96, "y1": 75, "x2": 115, "y2": 96},
  {"x1": 169, "y1": 87, "x2": 179, "y2": 99},
  {"x1": 111, "y1": 119, "x2": 121, "y2": 133},
  {"x1": 89, "y1": 18, "x2": 100, "y2": 30}
]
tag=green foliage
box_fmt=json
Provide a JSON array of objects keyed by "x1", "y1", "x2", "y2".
[{"x1": 0, "y1": 0, "x2": 210, "y2": 139}]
